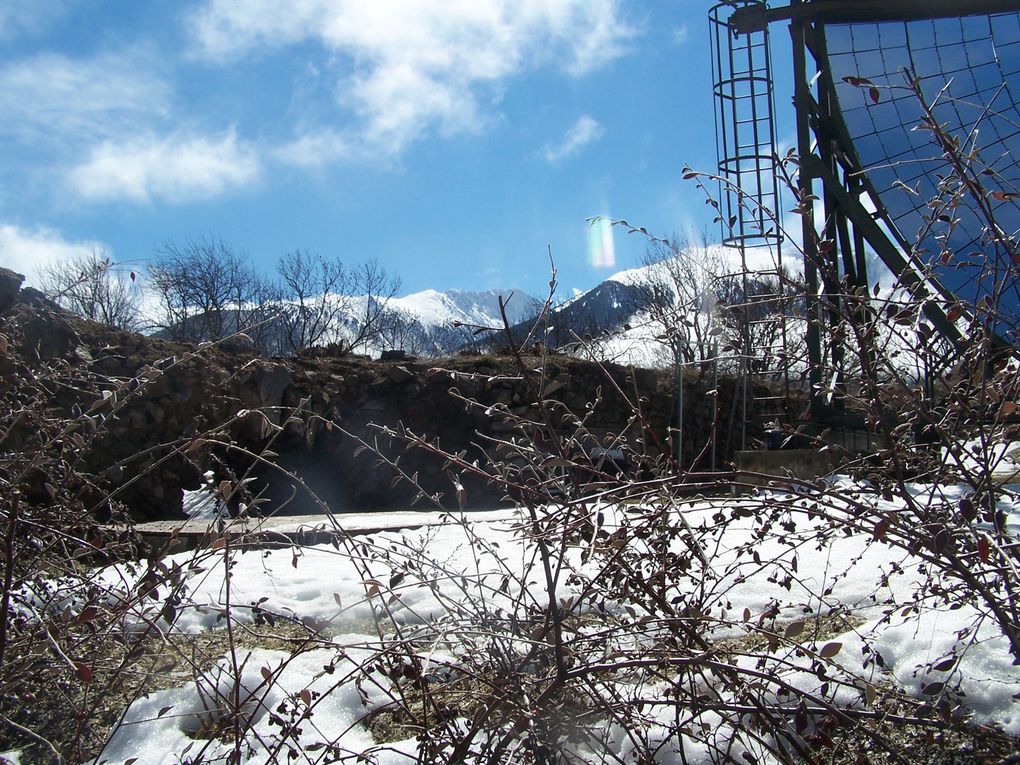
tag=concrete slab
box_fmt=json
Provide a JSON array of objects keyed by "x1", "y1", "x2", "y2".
[{"x1": 128, "y1": 508, "x2": 519, "y2": 554}]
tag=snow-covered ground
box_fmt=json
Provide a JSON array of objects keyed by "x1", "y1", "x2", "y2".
[{"x1": 76, "y1": 479, "x2": 1020, "y2": 764}]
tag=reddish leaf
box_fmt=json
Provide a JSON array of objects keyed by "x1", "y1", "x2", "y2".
[
  {"x1": 947, "y1": 306, "x2": 962, "y2": 322},
  {"x1": 75, "y1": 661, "x2": 94, "y2": 684},
  {"x1": 978, "y1": 535, "x2": 991, "y2": 563},
  {"x1": 77, "y1": 605, "x2": 100, "y2": 625},
  {"x1": 299, "y1": 688, "x2": 312, "y2": 706},
  {"x1": 260, "y1": 666, "x2": 273, "y2": 683},
  {"x1": 869, "y1": 87, "x2": 881, "y2": 104},
  {"x1": 873, "y1": 518, "x2": 890, "y2": 541}
]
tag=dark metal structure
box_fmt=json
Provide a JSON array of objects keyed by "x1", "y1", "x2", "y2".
[
  {"x1": 712, "y1": 0, "x2": 1020, "y2": 425},
  {"x1": 710, "y1": 2, "x2": 792, "y2": 445}
]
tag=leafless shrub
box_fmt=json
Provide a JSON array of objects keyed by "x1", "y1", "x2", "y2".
[
  {"x1": 148, "y1": 237, "x2": 279, "y2": 350},
  {"x1": 36, "y1": 250, "x2": 142, "y2": 331}
]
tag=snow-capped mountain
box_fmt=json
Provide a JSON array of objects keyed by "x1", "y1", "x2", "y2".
[{"x1": 389, "y1": 288, "x2": 542, "y2": 330}]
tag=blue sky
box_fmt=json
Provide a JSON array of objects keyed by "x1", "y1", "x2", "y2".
[{"x1": 0, "y1": 1, "x2": 792, "y2": 300}]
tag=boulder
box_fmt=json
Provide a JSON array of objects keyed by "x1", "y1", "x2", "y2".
[{"x1": 0, "y1": 268, "x2": 25, "y2": 313}]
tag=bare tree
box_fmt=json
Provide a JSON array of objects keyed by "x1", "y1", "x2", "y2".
[
  {"x1": 375, "y1": 309, "x2": 435, "y2": 355},
  {"x1": 631, "y1": 233, "x2": 725, "y2": 369},
  {"x1": 36, "y1": 250, "x2": 141, "y2": 330},
  {"x1": 716, "y1": 265, "x2": 806, "y2": 378},
  {"x1": 345, "y1": 259, "x2": 400, "y2": 355},
  {"x1": 275, "y1": 250, "x2": 352, "y2": 354},
  {"x1": 148, "y1": 238, "x2": 278, "y2": 348}
]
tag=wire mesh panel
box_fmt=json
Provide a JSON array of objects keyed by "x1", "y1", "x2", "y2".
[{"x1": 823, "y1": 11, "x2": 1020, "y2": 329}]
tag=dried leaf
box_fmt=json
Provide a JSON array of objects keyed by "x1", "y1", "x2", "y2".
[
  {"x1": 865, "y1": 683, "x2": 877, "y2": 706},
  {"x1": 978, "y1": 535, "x2": 991, "y2": 563},
  {"x1": 873, "y1": 518, "x2": 890, "y2": 541},
  {"x1": 261, "y1": 666, "x2": 273, "y2": 683},
  {"x1": 299, "y1": 688, "x2": 312, "y2": 706},
  {"x1": 819, "y1": 642, "x2": 842, "y2": 658},
  {"x1": 75, "y1": 661, "x2": 94, "y2": 684},
  {"x1": 784, "y1": 621, "x2": 804, "y2": 639}
]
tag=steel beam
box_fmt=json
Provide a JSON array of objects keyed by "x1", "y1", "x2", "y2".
[{"x1": 732, "y1": 0, "x2": 1020, "y2": 34}]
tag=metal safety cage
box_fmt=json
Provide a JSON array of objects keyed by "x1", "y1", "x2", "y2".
[{"x1": 715, "y1": 0, "x2": 1020, "y2": 424}]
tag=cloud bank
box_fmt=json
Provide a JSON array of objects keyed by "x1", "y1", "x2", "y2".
[
  {"x1": 0, "y1": 224, "x2": 106, "y2": 284},
  {"x1": 189, "y1": 0, "x2": 635, "y2": 162},
  {"x1": 68, "y1": 131, "x2": 260, "y2": 205}
]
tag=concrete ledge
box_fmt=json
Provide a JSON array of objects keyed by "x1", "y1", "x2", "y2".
[
  {"x1": 733, "y1": 448, "x2": 849, "y2": 489},
  {"x1": 122, "y1": 509, "x2": 517, "y2": 554}
]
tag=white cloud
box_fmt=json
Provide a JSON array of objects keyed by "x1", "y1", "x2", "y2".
[
  {"x1": 0, "y1": 50, "x2": 260, "y2": 207},
  {"x1": 189, "y1": 0, "x2": 636, "y2": 162},
  {"x1": 68, "y1": 131, "x2": 260, "y2": 204},
  {"x1": 0, "y1": 224, "x2": 105, "y2": 285},
  {"x1": 0, "y1": 50, "x2": 171, "y2": 147},
  {"x1": 274, "y1": 129, "x2": 354, "y2": 169},
  {"x1": 672, "y1": 23, "x2": 689, "y2": 46},
  {"x1": 543, "y1": 115, "x2": 604, "y2": 163}
]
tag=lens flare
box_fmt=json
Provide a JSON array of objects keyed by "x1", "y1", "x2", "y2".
[{"x1": 588, "y1": 217, "x2": 616, "y2": 269}]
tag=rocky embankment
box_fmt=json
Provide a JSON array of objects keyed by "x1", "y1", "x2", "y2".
[{"x1": 0, "y1": 268, "x2": 764, "y2": 521}]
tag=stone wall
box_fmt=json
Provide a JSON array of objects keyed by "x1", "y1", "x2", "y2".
[{"x1": 0, "y1": 270, "x2": 773, "y2": 519}]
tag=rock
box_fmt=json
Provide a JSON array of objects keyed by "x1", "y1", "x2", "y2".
[
  {"x1": 218, "y1": 333, "x2": 255, "y2": 353},
  {"x1": 18, "y1": 309, "x2": 79, "y2": 361},
  {"x1": 381, "y1": 349, "x2": 416, "y2": 362},
  {"x1": 0, "y1": 268, "x2": 24, "y2": 312},
  {"x1": 386, "y1": 365, "x2": 414, "y2": 383},
  {"x1": 250, "y1": 362, "x2": 292, "y2": 423}
]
